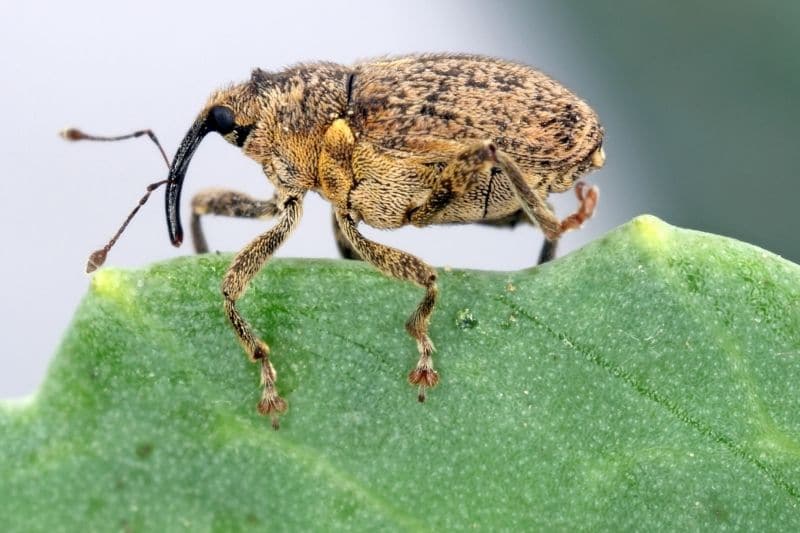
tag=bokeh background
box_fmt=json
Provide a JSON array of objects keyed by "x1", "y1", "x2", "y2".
[{"x1": 1, "y1": 0, "x2": 797, "y2": 398}]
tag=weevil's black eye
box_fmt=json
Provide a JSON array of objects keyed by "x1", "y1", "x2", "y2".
[{"x1": 207, "y1": 105, "x2": 236, "y2": 135}]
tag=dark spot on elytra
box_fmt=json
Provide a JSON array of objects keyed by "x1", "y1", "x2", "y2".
[
  {"x1": 494, "y1": 73, "x2": 525, "y2": 89},
  {"x1": 424, "y1": 161, "x2": 447, "y2": 172},
  {"x1": 465, "y1": 78, "x2": 489, "y2": 89},
  {"x1": 561, "y1": 111, "x2": 581, "y2": 126},
  {"x1": 526, "y1": 144, "x2": 541, "y2": 154},
  {"x1": 420, "y1": 103, "x2": 456, "y2": 121},
  {"x1": 558, "y1": 134, "x2": 573, "y2": 146},
  {"x1": 435, "y1": 66, "x2": 461, "y2": 78}
]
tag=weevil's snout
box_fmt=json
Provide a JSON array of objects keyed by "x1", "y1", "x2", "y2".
[
  {"x1": 165, "y1": 115, "x2": 209, "y2": 247},
  {"x1": 165, "y1": 105, "x2": 253, "y2": 247}
]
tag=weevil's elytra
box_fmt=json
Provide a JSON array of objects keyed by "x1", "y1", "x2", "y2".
[{"x1": 67, "y1": 54, "x2": 604, "y2": 429}]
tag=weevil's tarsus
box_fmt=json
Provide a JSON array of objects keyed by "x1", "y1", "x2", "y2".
[
  {"x1": 257, "y1": 358, "x2": 287, "y2": 430},
  {"x1": 559, "y1": 182, "x2": 599, "y2": 234},
  {"x1": 408, "y1": 338, "x2": 439, "y2": 402}
]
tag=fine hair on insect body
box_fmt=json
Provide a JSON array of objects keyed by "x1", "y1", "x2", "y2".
[{"x1": 63, "y1": 53, "x2": 605, "y2": 428}]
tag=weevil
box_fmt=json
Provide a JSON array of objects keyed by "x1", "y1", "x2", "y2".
[{"x1": 63, "y1": 54, "x2": 605, "y2": 428}]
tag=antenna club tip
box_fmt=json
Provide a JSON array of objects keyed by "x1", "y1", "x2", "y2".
[
  {"x1": 86, "y1": 249, "x2": 108, "y2": 273},
  {"x1": 60, "y1": 128, "x2": 87, "y2": 141}
]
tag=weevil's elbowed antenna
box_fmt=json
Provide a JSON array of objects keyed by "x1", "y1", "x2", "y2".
[
  {"x1": 62, "y1": 105, "x2": 238, "y2": 271},
  {"x1": 60, "y1": 127, "x2": 172, "y2": 273}
]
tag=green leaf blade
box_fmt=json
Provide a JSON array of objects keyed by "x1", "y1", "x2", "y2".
[{"x1": 2, "y1": 216, "x2": 799, "y2": 531}]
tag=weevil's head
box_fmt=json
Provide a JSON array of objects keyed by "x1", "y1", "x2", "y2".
[
  {"x1": 165, "y1": 83, "x2": 262, "y2": 246},
  {"x1": 165, "y1": 66, "x2": 349, "y2": 246}
]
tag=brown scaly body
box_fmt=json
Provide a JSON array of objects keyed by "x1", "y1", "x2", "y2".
[{"x1": 66, "y1": 53, "x2": 605, "y2": 428}]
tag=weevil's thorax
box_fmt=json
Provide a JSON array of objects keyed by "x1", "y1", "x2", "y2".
[{"x1": 235, "y1": 63, "x2": 351, "y2": 191}]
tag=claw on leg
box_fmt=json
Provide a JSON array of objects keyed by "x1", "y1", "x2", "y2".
[
  {"x1": 256, "y1": 358, "x2": 287, "y2": 429},
  {"x1": 408, "y1": 337, "x2": 439, "y2": 402}
]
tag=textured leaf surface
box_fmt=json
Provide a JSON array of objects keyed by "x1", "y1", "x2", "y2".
[{"x1": 2, "y1": 216, "x2": 799, "y2": 531}]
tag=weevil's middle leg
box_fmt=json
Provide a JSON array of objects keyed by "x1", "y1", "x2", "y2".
[
  {"x1": 336, "y1": 210, "x2": 440, "y2": 402},
  {"x1": 191, "y1": 188, "x2": 280, "y2": 254},
  {"x1": 408, "y1": 141, "x2": 493, "y2": 226},
  {"x1": 221, "y1": 195, "x2": 303, "y2": 429},
  {"x1": 476, "y1": 208, "x2": 559, "y2": 265},
  {"x1": 407, "y1": 141, "x2": 560, "y2": 265},
  {"x1": 331, "y1": 209, "x2": 362, "y2": 260}
]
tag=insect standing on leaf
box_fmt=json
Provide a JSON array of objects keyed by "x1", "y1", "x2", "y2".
[{"x1": 63, "y1": 54, "x2": 605, "y2": 429}]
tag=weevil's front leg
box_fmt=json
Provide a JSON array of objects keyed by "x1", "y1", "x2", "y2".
[
  {"x1": 493, "y1": 148, "x2": 598, "y2": 241},
  {"x1": 336, "y1": 210, "x2": 440, "y2": 402},
  {"x1": 221, "y1": 194, "x2": 303, "y2": 429},
  {"x1": 191, "y1": 188, "x2": 280, "y2": 254}
]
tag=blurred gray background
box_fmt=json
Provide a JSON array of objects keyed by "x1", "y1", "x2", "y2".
[{"x1": 1, "y1": 0, "x2": 797, "y2": 398}]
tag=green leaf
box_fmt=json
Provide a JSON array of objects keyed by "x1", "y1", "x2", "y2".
[{"x1": 2, "y1": 215, "x2": 799, "y2": 531}]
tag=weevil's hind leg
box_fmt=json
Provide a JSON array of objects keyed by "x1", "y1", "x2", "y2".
[
  {"x1": 492, "y1": 147, "x2": 598, "y2": 241},
  {"x1": 331, "y1": 209, "x2": 362, "y2": 260},
  {"x1": 336, "y1": 210, "x2": 440, "y2": 402},
  {"x1": 190, "y1": 189, "x2": 280, "y2": 254},
  {"x1": 476, "y1": 208, "x2": 559, "y2": 265},
  {"x1": 410, "y1": 141, "x2": 559, "y2": 264},
  {"x1": 221, "y1": 195, "x2": 304, "y2": 429}
]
